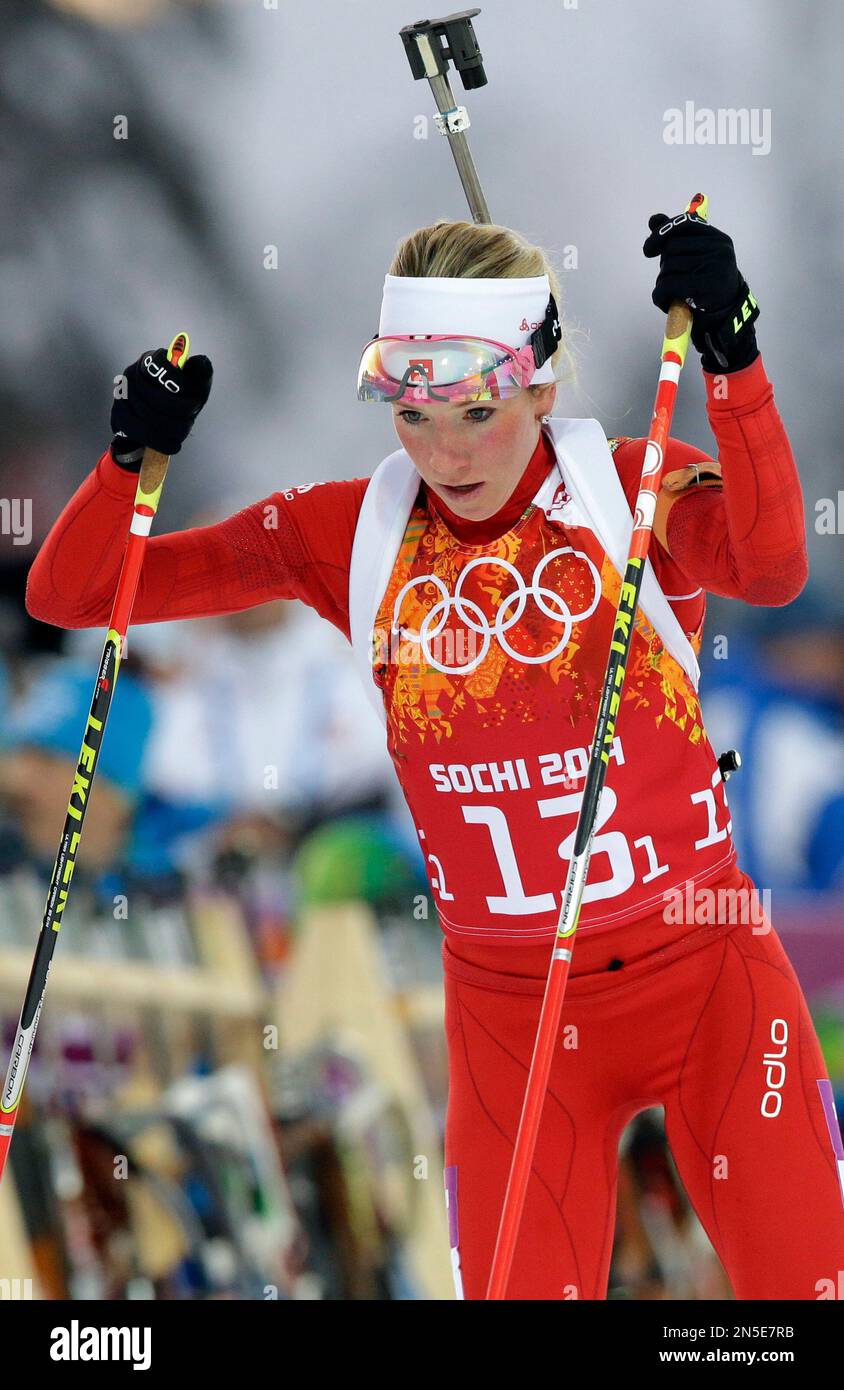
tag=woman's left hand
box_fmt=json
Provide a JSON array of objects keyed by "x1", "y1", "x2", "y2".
[{"x1": 642, "y1": 208, "x2": 760, "y2": 372}]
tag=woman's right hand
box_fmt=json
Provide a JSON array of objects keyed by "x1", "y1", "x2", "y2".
[{"x1": 110, "y1": 346, "x2": 213, "y2": 469}]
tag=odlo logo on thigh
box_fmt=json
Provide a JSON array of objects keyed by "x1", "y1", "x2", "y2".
[{"x1": 760, "y1": 1018, "x2": 788, "y2": 1118}]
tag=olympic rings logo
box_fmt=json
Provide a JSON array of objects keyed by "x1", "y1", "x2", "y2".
[{"x1": 391, "y1": 547, "x2": 602, "y2": 675}]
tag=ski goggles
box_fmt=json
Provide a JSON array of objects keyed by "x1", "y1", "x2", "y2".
[
  {"x1": 357, "y1": 293, "x2": 562, "y2": 405},
  {"x1": 357, "y1": 335, "x2": 540, "y2": 404}
]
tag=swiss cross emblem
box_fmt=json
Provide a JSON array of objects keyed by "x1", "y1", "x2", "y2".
[{"x1": 408, "y1": 358, "x2": 434, "y2": 382}]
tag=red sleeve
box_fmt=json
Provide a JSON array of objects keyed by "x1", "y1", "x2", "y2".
[
  {"x1": 611, "y1": 354, "x2": 808, "y2": 610},
  {"x1": 611, "y1": 436, "x2": 712, "y2": 635},
  {"x1": 25, "y1": 448, "x2": 368, "y2": 641}
]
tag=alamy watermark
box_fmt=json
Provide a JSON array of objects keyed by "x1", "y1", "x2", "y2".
[
  {"x1": 663, "y1": 101, "x2": 771, "y2": 156},
  {"x1": 0, "y1": 498, "x2": 32, "y2": 546},
  {"x1": 663, "y1": 880, "x2": 771, "y2": 931},
  {"x1": 50, "y1": 1320, "x2": 150, "y2": 1370},
  {"x1": 0, "y1": 1278, "x2": 33, "y2": 1299},
  {"x1": 372, "y1": 623, "x2": 485, "y2": 673},
  {"x1": 814, "y1": 491, "x2": 844, "y2": 534}
]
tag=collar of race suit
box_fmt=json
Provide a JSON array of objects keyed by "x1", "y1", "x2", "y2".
[{"x1": 423, "y1": 425, "x2": 558, "y2": 546}]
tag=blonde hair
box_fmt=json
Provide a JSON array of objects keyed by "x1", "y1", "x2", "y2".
[{"x1": 387, "y1": 219, "x2": 578, "y2": 393}]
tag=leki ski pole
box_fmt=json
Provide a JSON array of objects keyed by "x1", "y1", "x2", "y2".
[
  {"x1": 485, "y1": 194, "x2": 709, "y2": 1298},
  {"x1": 0, "y1": 330, "x2": 190, "y2": 1183}
]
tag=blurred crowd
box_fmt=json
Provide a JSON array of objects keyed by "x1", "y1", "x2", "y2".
[
  {"x1": 0, "y1": 592, "x2": 413, "y2": 914},
  {"x1": 0, "y1": 580, "x2": 441, "y2": 1299}
]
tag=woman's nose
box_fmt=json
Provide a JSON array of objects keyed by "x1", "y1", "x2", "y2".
[{"x1": 428, "y1": 443, "x2": 471, "y2": 477}]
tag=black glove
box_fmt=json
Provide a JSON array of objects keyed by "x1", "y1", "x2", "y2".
[
  {"x1": 110, "y1": 347, "x2": 213, "y2": 470},
  {"x1": 642, "y1": 210, "x2": 759, "y2": 373}
]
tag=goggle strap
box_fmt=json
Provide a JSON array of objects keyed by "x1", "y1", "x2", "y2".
[{"x1": 530, "y1": 294, "x2": 562, "y2": 370}]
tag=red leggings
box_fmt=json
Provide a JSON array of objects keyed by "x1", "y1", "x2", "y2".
[{"x1": 442, "y1": 905, "x2": 844, "y2": 1300}]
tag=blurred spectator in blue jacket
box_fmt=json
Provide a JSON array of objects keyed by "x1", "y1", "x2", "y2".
[
  {"x1": 702, "y1": 589, "x2": 844, "y2": 894},
  {"x1": 0, "y1": 659, "x2": 153, "y2": 882}
]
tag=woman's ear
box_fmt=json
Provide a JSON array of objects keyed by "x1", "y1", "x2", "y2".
[{"x1": 532, "y1": 382, "x2": 557, "y2": 420}]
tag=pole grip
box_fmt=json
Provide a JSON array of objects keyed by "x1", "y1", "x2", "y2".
[
  {"x1": 135, "y1": 331, "x2": 188, "y2": 508},
  {"x1": 666, "y1": 301, "x2": 693, "y2": 342},
  {"x1": 138, "y1": 447, "x2": 170, "y2": 495}
]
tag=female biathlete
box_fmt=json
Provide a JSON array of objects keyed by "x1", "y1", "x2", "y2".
[{"x1": 27, "y1": 210, "x2": 844, "y2": 1300}]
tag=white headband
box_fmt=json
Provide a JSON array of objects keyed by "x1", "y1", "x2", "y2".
[{"x1": 377, "y1": 274, "x2": 557, "y2": 384}]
